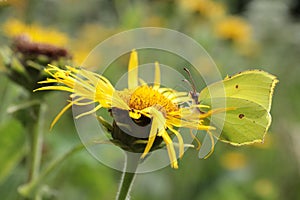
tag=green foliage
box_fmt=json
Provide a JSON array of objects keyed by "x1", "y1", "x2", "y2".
[{"x1": 0, "y1": 119, "x2": 26, "y2": 184}]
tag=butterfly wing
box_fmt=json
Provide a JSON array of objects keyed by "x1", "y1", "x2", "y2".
[
  {"x1": 199, "y1": 70, "x2": 278, "y2": 112},
  {"x1": 199, "y1": 70, "x2": 278, "y2": 145}
]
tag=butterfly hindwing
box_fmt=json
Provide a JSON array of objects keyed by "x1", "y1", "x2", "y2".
[{"x1": 201, "y1": 97, "x2": 271, "y2": 145}]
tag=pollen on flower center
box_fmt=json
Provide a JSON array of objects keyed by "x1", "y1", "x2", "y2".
[{"x1": 129, "y1": 85, "x2": 179, "y2": 113}]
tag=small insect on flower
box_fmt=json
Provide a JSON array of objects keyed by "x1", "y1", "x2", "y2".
[{"x1": 34, "y1": 50, "x2": 278, "y2": 169}]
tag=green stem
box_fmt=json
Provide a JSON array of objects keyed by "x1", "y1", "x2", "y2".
[
  {"x1": 30, "y1": 103, "x2": 46, "y2": 200},
  {"x1": 19, "y1": 143, "x2": 85, "y2": 198},
  {"x1": 7, "y1": 99, "x2": 41, "y2": 114},
  {"x1": 116, "y1": 153, "x2": 140, "y2": 200},
  {"x1": 31, "y1": 103, "x2": 46, "y2": 181}
]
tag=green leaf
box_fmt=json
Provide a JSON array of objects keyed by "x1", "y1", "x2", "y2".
[{"x1": 0, "y1": 119, "x2": 26, "y2": 184}]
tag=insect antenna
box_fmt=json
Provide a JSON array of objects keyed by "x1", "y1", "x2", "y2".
[
  {"x1": 183, "y1": 67, "x2": 197, "y2": 95},
  {"x1": 183, "y1": 67, "x2": 205, "y2": 114},
  {"x1": 183, "y1": 67, "x2": 200, "y2": 103}
]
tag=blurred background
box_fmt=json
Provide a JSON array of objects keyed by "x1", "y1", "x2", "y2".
[{"x1": 0, "y1": 0, "x2": 300, "y2": 199}]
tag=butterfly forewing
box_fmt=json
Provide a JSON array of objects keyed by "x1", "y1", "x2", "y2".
[{"x1": 199, "y1": 70, "x2": 278, "y2": 112}]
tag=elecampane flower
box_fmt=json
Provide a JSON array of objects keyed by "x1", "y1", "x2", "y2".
[
  {"x1": 1, "y1": 19, "x2": 71, "y2": 91},
  {"x1": 214, "y1": 16, "x2": 252, "y2": 44},
  {"x1": 34, "y1": 50, "x2": 219, "y2": 169},
  {"x1": 3, "y1": 19, "x2": 68, "y2": 46}
]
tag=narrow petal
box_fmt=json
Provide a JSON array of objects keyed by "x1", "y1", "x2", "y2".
[
  {"x1": 168, "y1": 126, "x2": 184, "y2": 158},
  {"x1": 75, "y1": 104, "x2": 102, "y2": 119},
  {"x1": 153, "y1": 62, "x2": 160, "y2": 90},
  {"x1": 72, "y1": 100, "x2": 95, "y2": 106},
  {"x1": 141, "y1": 107, "x2": 166, "y2": 158},
  {"x1": 138, "y1": 78, "x2": 147, "y2": 86},
  {"x1": 140, "y1": 107, "x2": 166, "y2": 126},
  {"x1": 112, "y1": 93, "x2": 130, "y2": 110},
  {"x1": 34, "y1": 86, "x2": 74, "y2": 93},
  {"x1": 50, "y1": 101, "x2": 73, "y2": 129},
  {"x1": 189, "y1": 129, "x2": 201, "y2": 150},
  {"x1": 37, "y1": 79, "x2": 58, "y2": 84},
  {"x1": 199, "y1": 107, "x2": 235, "y2": 119},
  {"x1": 141, "y1": 115, "x2": 158, "y2": 158},
  {"x1": 161, "y1": 130, "x2": 178, "y2": 169},
  {"x1": 203, "y1": 130, "x2": 215, "y2": 159},
  {"x1": 129, "y1": 111, "x2": 141, "y2": 119},
  {"x1": 128, "y1": 49, "x2": 138, "y2": 89}
]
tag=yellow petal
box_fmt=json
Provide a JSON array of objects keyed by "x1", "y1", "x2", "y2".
[
  {"x1": 141, "y1": 114, "x2": 158, "y2": 158},
  {"x1": 33, "y1": 86, "x2": 74, "y2": 93},
  {"x1": 129, "y1": 111, "x2": 141, "y2": 119},
  {"x1": 128, "y1": 49, "x2": 139, "y2": 89},
  {"x1": 138, "y1": 78, "x2": 147, "y2": 86},
  {"x1": 141, "y1": 107, "x2": 166, "y2": 158},
  {"x1": 75, "y1": 104, "x2": 102, "y2": 119},
  {"x1": 153, "y1": 62, "x2": 160, "y2": 90},
  {"x1": 168, "y1": 126, "x2": 184, "y2": 159},
  {"x1": 203, "y1": 130, "x2": 215, "y2": 159},
  {"x1": 161, "y1": 130, "x2": 178, "y2": 169},
  {"x1": 50, "y1": 101, "x2": 73, "y2": 130},
  {"x1": 189, "y1": 129, "x2": 201, "y2": 150}
]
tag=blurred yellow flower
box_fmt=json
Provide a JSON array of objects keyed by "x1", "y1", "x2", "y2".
[
  {"x1": 179, "y1": 0, "x2": 226, "y2": 19},
  {"x1": 142, "y1": 15, "x2": 166, "y2": 27},
  {"x1": 71, "y1": 24, "x2": 115, "y2": 66},
  {"x1": 73, "y1": 49, "x2": 90, "y2": 66},
  {"x1": 254, "y1": 179, "x2": 275, "y2": 198},
  {"x1": 1, "y1": 19, "x2": 71, "y2": 91},
  {"x1": 3, "y1": 19, "x2": 68, "y2": 46},
  {"x1": 214, "y1": 16, "x2": 252, "y2": 44},
  {"x1": 220, "y1": 151, "x2": 247, "y2": 170}
]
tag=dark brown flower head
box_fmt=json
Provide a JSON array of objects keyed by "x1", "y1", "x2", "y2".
[{"x1": 13, "y1": 35, "x2": 70, "y2": 60}]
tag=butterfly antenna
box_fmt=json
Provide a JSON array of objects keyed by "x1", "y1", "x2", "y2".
[
  {"x1": 182, "y1": 79, "x2": 193, "y2": 89},
  {"x1": 183, "y1": 67, "x2": 197, "y2": 94}
]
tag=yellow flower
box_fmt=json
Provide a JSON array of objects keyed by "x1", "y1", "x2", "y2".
[
  {"x1": 70, "y1": 24, "x2": 115, "y2": 66},
  {"x1": 142, "y1": 15, "x2": 166, "y2": 27},
  {"x1": 179, "y1": 0, "x2": 226, "y2": 19},
  {"x1": 3, "y1": 19, "x2": 68, "y2": 46},
  {"x1": 254, "y1": 179, "x2": 275, "y2": 198},
  {"x1": 214, "y1": 16, "x2": 252, "y2": 44},
  {"x1": 220, "y1": 151, "x2": 247, "y2": 170},
  {"x1": 34, "y1": 50, "x2": 219, "y2": 169},
  {"x1": 1, "y1": 19, "x2": 71, "y2": 91}
]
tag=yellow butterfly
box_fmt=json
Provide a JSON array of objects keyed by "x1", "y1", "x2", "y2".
[
  {"x1": 183, "y1": 69, "x2": 278, "y2": 158},
  {"x1": 198, "y1": 70, "x2": 278, "y2": 147}
]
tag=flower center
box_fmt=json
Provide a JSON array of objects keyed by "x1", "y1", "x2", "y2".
[{"x1": 129, "y1": 85, "x2": 179, "y2": 113}]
